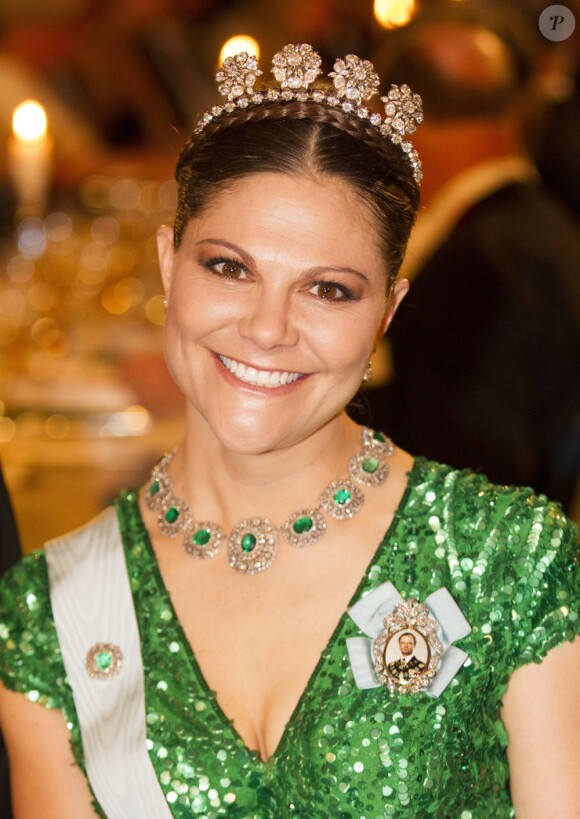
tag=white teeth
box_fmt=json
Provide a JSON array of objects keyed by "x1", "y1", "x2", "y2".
[{"x1": 218, "y1": 355, "x2": 302, "y2": 389}]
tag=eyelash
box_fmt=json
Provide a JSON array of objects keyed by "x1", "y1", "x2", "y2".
[
  {"x1": 312, "y1": 281, "x2": 357, "y2": 302},
  {"x1": 202, "y1": 256, "x2": 357, "y2": 302},
  {"x1": 203, "y1": 256, "x2": 248, "y2": 279}
]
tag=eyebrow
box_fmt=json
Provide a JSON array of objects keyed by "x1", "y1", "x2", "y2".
[
  {"x1": 196, "y1": 238, "x2": 256, "y2": 270},
  {"x1": 196, "y1": 238, "x2": 369, "y2": 282},
  {"x1": 309, "y1": 265, "x2": 369, "y2": 283}
]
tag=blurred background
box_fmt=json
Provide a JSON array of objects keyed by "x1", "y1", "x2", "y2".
[{"x1": 0, "y1": 0, "x2": 578, "y2": 553}]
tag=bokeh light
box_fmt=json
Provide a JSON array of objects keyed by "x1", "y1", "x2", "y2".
[
  {"x1": 12, "y1": 100, "x2": 48, "y2": 142},
  {"x1": 374, "y1": 0, "x2": 415, "y2": 29},
  {"x1": 219, "y1": 35, "x2": 260, "y2": 67}
]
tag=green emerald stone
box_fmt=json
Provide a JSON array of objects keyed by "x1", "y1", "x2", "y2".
[
  {"x1": 149, "y1": 480, "x2": 160, "y2": 496},
  {"x1": 95, "y1": 651, "x2": 112, "y2": 670},
  {"x1": 165, "y1": 507, "x2": 180, "y2": 524},
  {"x1": 334, "y1": 488, "x2": 351, "y2": 505},
  {"x1": 362, "y1": 456, "x2": 379, "y2": 474},
  {"x1": 373, "y1": 431, "x2": 387, "y2": 442},
  {"x1": 293, "y1": 516, "x2": 313, "y2": 534},
  {"x1": 193, "y1": 529, "x2": 211, "y2": 546},
  {"x1": 241, "y1": 533, "x2": 257, "y2": 553}
]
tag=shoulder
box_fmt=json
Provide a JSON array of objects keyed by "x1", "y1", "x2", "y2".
[
  {"x1": 42, "y1": 496, "x2": 139, "y2": 578},
  {"x1": 0, "y1": 549, "x2": 51, "y2": 618},
  {"x1": 465, "y1": 182, "x2": 580, "y2": 238},
  {"x1": 0, "y1": 498, "x2": 132, "y2": 704},
  {"x1": 413, "y1": 457, "x2": 576, "y2": 542},
  {"x1": 466, "y1": 184, "x2": 580, "y2": 278},
  {"x1": 411, "y1": 458, "x2": 578, "y2": 665},
  {"x1": 429, "y1": 183, "x2": 580, "y2": 297},
  {"x1": 0, "y1": 550, "x2": 63, "y2": 704},
  {"x1": 410, "y1": 457, "x2": 577, "y2": 603}
]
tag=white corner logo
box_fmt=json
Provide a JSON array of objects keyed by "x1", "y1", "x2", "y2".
[{"x1": 539, "y1": 5, "x2": 576, "y2": 40}]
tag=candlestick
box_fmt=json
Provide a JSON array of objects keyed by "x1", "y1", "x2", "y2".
[{"x1": 8, "y1": 100, "x2": 54, "y2": 214}]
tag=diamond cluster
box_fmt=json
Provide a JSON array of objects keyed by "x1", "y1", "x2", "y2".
[
  {"x1": 194, "y1": 43, "x2": 423, "y2": 184},
  {"x1": 86, "y1": 642, "x2": 123, "y2": 680},
  {"x1": 272, "y1": 43, "x2": 322, "y2": 90}
]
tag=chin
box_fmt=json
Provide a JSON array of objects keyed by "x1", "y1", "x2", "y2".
[
  {"x1": 203, "y1": 409, "x2": 290, "y2": 456},
  {"x1": 184, "y1": 370, "x2": 361, "y2": 455}
]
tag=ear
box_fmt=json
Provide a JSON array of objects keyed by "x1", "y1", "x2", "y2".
[
  {"x1": 157, "y1": 225, "x2": 175, "y2": 295},
  {"x1": 377, "y1": 278, "x2": 409, "y2": 339}
]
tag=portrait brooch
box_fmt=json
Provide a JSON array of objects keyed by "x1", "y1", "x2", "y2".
[{"x1": 346, "y1": 582, "x2": 471, "y2": 697}]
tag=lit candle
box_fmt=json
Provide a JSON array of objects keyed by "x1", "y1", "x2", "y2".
[
  {"x1": 8, "y1": 100, "x2": 53, "y2": 214},
  {"x1": 219, "y1": 35, "x2": 260, "y2": 66},
  {"x1": 374, "y1": 0, "x2": 415, "y2": 29}
]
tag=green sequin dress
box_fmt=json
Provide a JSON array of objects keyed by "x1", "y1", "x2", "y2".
[{"x1": 0, "y1": 458, "x2": 578, "y2": 818}]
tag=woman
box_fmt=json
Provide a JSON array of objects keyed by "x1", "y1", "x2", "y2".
[{"x1": 0, "y1": 45, "x2": 578, "y2": 818}]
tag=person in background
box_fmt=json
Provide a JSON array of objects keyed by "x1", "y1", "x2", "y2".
[
  {"x1": 0, "y1": 466, "x2": 20, "y2": 819},
  {"x1": 506, "y1": 0, "x2": 580, "y2": 222},
  {"x1": 364, "y1": 1, "x2": 580, "y2": 515},
  {"x1": 0, "y1": 468, "x2": 20, "y2": 577}
]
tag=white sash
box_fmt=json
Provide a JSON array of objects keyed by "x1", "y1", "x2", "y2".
[{"x1": 45, "y1": 507, "x2": 172, "y2": 818}]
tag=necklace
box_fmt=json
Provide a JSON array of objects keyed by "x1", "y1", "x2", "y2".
[{"x1": 144, "y1": 427, "x2": 393, "y2": 575}]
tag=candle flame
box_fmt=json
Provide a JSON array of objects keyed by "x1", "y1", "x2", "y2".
[
  {"x1": 12, "y1": 100, "x2": 48, "y2": 142},
  {"x1": 219, "y1": 35, "x2": 260, "y2": 66},
  {"x1": 374, "y1": 0, "x2": 415, "y2": 29}
]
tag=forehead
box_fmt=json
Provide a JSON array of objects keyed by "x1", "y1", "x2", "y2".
[{"x1": 181, "y1": 172, "x2": 387, "y2": 276}]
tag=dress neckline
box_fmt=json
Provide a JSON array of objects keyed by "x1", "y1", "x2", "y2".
[{"x1": 127, "y1": 457, "x2": 424, "y2": 765}]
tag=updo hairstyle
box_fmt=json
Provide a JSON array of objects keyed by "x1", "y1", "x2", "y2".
[{"x1": 174, "y1": 101, "x2": 420, "y2": 290}]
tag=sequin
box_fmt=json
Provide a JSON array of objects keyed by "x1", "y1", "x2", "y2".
[{"x1": 0, "y1": 459, "x2": 577, "y2": 817}]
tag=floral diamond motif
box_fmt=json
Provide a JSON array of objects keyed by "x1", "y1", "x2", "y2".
[
  {"x1": 216, "y1": 52, "x2": 262, "y2": 100},
  {"x1": 380, "y1": 84, "x2": 423, "y2": 137},
  {"x1": 330, "y1": 55, "x2": 380, "y2": 105},
  {"x1": 271, "y1": 43, "x2": 322, "y2": 90}
]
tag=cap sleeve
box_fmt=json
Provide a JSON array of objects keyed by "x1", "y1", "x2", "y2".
[
  {"x1": 0, "y1": 552, "x2": 69, "y2": 711},
  {"x1": 504, "y1": 495, "x2": 578, "y2": 671}
]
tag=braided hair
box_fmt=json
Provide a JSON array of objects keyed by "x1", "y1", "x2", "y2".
[{"x1": 174, "y1": 100, "x2": 420, "y2": 288}]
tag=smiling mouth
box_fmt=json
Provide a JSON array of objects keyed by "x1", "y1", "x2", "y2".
[{"x1": 217, "y1": 354, "x2": 304, "y2": 389}]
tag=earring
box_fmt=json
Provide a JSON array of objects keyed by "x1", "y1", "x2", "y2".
[{"x1": 362, "y1": 359, "x2": 373, "y2": 383}]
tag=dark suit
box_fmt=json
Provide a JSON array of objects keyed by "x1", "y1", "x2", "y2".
[
  {"x1": 363, "y1": 182, "x2": 580, "y2": 510},
  {"x1": 0, "y1": 469, "x2": 20, "y2": 576},
  {"x1": 387, "y1": 655, "x2": 426, "y2": 681},
  {"x1": 0, "y1": 466, "x2": 20, "y2": 819}
]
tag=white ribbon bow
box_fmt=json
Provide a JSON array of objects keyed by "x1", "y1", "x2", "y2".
[{"x1": 346, "y1": 582, "x2": 471, "y2": 698}]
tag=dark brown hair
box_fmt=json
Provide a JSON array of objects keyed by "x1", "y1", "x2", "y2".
[{"x1": 174, "y1": 101, "x2": 420, "y2": 286}]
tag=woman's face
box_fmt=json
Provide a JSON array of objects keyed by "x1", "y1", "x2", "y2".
[{"x1": 158, "y1": 172, "x2": 406, "y2": 454}]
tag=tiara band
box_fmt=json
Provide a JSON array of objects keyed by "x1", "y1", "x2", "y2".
[{"x1": 194, "y1": 43, "x2": 423, "y2": 185}]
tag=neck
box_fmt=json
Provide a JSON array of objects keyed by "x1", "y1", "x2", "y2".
[
  {"x1": 414, "y1": 115, "x2": 526, "y2": 206},
  {"x1": 170, "y1": 410, "x2": 361, "y2": 529}
]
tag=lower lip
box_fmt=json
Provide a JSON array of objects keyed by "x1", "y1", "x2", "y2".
[{"x1": 213, "y1": 354, "x2": 309, "y2": 396}]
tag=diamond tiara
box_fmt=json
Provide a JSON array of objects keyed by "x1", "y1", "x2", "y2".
[{"x1": 193, "y1": 43, "x2": 423, "y2": 185}]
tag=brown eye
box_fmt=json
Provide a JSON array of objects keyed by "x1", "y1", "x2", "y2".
[
  {"x1": 310, "y1": 282, "x2": 354, "y2": 301},
  {"x1": 222, "y1": 261, "x2": 244, "y2": 278},
  {"x1": 204, "y1": 257, "x2": 249, "y2": 279},
  {"x1": 318, "y1": 283, "x2": 338, "y2": 299}
]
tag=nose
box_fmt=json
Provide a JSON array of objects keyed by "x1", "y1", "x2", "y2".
[{"x1": 237, "y1": 286, "x2": 299, "y2": 350}]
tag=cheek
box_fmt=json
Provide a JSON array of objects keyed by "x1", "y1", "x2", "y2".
[
  {"x1": 167, "y1": 278, "x2": 236, "y2": 339},
  {"x1": 305, "y1": 309, "x2": 381, "y2": 371},
  {"x1": 162, "y1": 284, "x2": 216, "y2": 382}
]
